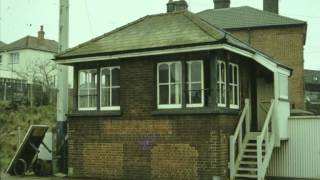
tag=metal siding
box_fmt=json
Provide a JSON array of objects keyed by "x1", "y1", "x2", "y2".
[{"x1": 267, "y1": 116, "x2": 320, "y2": 179}]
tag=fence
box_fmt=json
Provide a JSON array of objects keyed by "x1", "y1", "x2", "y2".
[
  {"x1": 0, "y1": 78, "x2": 56, "y2": 106},
  {"x1": 267, "y1": 116, "x2": 320, "y2": 179}
]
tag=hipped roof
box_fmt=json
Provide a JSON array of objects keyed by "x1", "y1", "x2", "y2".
[
  {"x1": 197, "y1": 6, "x2": 306, "y2": 29},
  {"x1": 54, "y1": 10, "x2": 291, "y2": 73},
  {"x1": 0, "y1": 36, "x2": 58, "y2": 53}
]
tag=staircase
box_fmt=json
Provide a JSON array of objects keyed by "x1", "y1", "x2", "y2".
[{"x1": 229, "y1": 99, "x2": 275, "y2": 180}]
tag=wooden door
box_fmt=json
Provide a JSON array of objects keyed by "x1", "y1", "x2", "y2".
[{"x1": 256, "y1": 78, "x2": 274, "y2": 131}]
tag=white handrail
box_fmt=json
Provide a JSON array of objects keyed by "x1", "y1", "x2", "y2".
[
  {"x1": 257, "y1": 99, "x2": 275, "y2": 179},
  {"x1": 229, "y1": 99, "x2": 251, "y2": 180}
]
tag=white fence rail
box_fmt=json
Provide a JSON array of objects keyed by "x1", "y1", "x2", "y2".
[{"x1": 268, "y1": 116, "x2": 320, "y2": 179}]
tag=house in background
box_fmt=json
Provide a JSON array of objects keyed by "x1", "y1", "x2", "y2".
[
  {"x1": 0, "y1": 26, "x2": 58, "y2": 103},
  {"x1": 54, "y1": 1, "x2": 293, "y2": 179},
  {"x1": 304, "y1": 69, "x2": 320, "y2": 114},
  {"x1": 198, "y1": 0, "x2": 307, "y2": 110}
]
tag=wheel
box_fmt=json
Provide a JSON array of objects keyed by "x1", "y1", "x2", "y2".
[{"x1": 13, "y1": 158, "x2": 27, "y2": 176}]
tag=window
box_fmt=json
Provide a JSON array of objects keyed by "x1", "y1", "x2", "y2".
[
  {"x1": 78, "y1": 69, "x2": 97, "y2": 111},
  {"x1": 279, "y1": 73, "x2": 288, "y2": 99},
  {"x1": 9, "y1": 53, "x2": 19, "y2": 64},
  {"x1": 157, "y1": 62, "x2": 182, "y2": 109},
  {"x1": 186, "y1": 60, "x2": 204, "y2": 107},
  {"x1": 217, "y1": 61, "x2": 226, "y2": 107},
  {"x1": 0, "y1": 55, "x2": 2, "y2": 65},
  {"x1": 228, "y1": 63, "x2": 239, "y2": 109},
  {"x1": 100, "y1": 67, "x2": 120, "y2": 110}
]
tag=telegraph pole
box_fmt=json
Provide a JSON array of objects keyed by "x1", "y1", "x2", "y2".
[{"x1": 55, "y1": 0, "x2": 69, "y2": 175}]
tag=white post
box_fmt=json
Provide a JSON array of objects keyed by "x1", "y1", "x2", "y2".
[
  {"x1": 57, "y1": 0, "x2": 69, "y2": 122},
  {"x1": 245, "y1": 99, "x2": 250, "y2": 133},
  {"x1": 257, "y1": 136, "x2": 263, "y2": 180},
  {"x1": 229, "y1": 136, "x2": 235, "y2": 180},
  {"x1": 55, "y1": 0, "x2": 69, "y2": 174}
]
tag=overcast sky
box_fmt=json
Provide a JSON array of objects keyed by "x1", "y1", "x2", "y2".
[{"x1": 0, "y1": 0, "x2": 319, "y2": 70}]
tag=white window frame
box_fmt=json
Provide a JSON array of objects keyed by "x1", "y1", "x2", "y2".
[
  {"x1": 100, "y1": 66, "x2": 121, "y2": 111},
  {"x1": 186, "y1": 60, "x2": 204, "y2": 108},
  {"x1": 157, "y1": 61, "x2": 182, "y2": 109},
  {"x1": 229, "y1": 63, "x2": 240, "y2": 109},
  {"x1": 217, "y1": 60, "x2": 227, "y2": 107},
  {"x1": 9, "y1": 52, "x2": 19, "y2": 64},
  {"x1": 78, "y1": 69, "x2": 97, "y2": 111}
]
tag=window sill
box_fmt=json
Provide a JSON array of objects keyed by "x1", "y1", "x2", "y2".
[
  {"x1": 67, "y1": 110, "x2": 122, "y2": 118},
  {"x1": 152, "y1": 107, "x2": 240, "y2": 116}
]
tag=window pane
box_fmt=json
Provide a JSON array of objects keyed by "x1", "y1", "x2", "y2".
[
  {"x1": 229, "y1": 86, "x2": 234, "y2": 105},
  {"x1": 159, "y1": 64, "x2": 169, "y2": 83},
  {"x1": 159, "y1": 85, "x2": 169, "y2": 104},
  {"x1": 229, "y1": 64, "x2": 233, "y2": 83},
  {"x1": 170, "y1": 84, "x2": 181, "y2": 104},
  {"x1": 112, "y1": 88, "x2": 120, "y2": 106},
  {"x1": 89, "y1": 88, "x2": 97, "y2": 107},
  {"x1": 221, "y1": 63, "x2": 225, "y2": 81},
  {"x1": 191, "y1": 62, "x2": 201, "y2": 82},
  {"x1": 234, "y1": 66, "x2": 238, "y2": 84},
  {"x1": 101, "y1": 87, "x2": 110, "y2": 107},
  {"x1": 190, "y1": 83, "x2": 202, "y2": 104},
  {"x1": 112, "y1": 68, "x2": 120, "y2": 86},
  {"x1": 221, "y1": 84, "x2": 226, "y2": 104},
  {"x1": 234, "y1": 86, "x2": 238, "y2": 105},
  {"x1": 170, "y1": 63, "x2": 181, "y2": 83},
  {"x1": 101, "y1": 68, "x2": 110, "y2": 87}
]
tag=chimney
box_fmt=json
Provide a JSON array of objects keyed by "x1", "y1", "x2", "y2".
[
  {"x1": 213, "y1": 0, "x2": 230, "y2": 9},
  {"x1": 263, "y1": 0, "x2": 279, "y2": 14},
  {"x1": 38, "y1": 25, "x2": 45, "y2": 40},
  {"x1": 167, "y1": 0, "x2": 188, "y2": 13}
]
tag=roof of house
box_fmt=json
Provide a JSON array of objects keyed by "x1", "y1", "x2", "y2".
[
  {"x1": 197, "y1": 6, "x2": 306, "y2": 29},
  {"x1": 57, "y1": 11, "x2": 225, "y2": 58},
  {"x1": 305, "y1": 69, "x2": 320, "y2": 84},
  {"x1": 0, "y1": 41, "x2": 6, "y2": 48},
  {"x1": 54, "y1": 10, "x2": 291, "y2": 73},
  {"x1": 0, "y1": 36, "x2": 58, "y2": 53}
]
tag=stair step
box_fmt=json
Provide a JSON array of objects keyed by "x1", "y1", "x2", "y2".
[
  {"x1": 244, "y1": 149, "x2": 265, "y2": 152},
  {"x1": 240, "y1": 161, "x2": 257, "y2": 165},
  {"x1": 238, "y1": 167, "x2": 258, "y2": 172},
  {"x1": 235, "y1": 174, "x2": 258, "y2": 178},
  {"x1": 242, "y1": 155, "x2": 257, "y2": 159}
]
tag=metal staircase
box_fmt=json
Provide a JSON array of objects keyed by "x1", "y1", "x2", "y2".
[{"x1": 229, "y1": 99, "x2": 275, "y2": 180}]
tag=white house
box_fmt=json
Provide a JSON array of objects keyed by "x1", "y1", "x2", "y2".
[{"x1": 0, "y1": 26, "x2": 58, "y2": 84}]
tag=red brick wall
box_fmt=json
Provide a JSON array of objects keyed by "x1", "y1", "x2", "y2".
[
  {"x1": 228, "y1": 26, "x2": 306, "y2": 109},
  {"x1": 68, "y1": 53, "x2": 255, "y2": 179}
]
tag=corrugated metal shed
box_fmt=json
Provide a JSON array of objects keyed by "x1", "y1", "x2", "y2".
[{"x1": 268, "y1": 116, "x2": 320, "y2": 179}]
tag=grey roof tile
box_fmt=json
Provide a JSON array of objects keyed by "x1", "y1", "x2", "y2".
[
  {"x1": 0, "y1": 36, "x2": 58, "y2": 53},
  {"x1": 197, "y1": 6, "x2": 306, "y2": 29}
]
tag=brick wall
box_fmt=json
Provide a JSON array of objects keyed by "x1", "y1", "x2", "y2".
[
  {"x1": 67, "y1": 52, "x2": 255, "y2": 179},
  {"x1": 228, "y1": 26, "x2": 306, "y2": 109}
]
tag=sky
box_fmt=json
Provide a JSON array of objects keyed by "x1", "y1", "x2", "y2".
[{"x1": 0, "y1": 0, "x2": 319, "y2": 70}]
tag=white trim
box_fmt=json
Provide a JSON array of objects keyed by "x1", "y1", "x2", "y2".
[
  {"x1": 186, "y1": 60, "x2": 204, "y2": 108},
  {"x1": 78, "y1": 107, "x2": 97, "y2": 111},
  {"x1": 78, "y1": 69, "x2": 97, "y2": 111},
  {"x1": 157, "y1": 61, "x2": 182, "y2": 109},
  {"x1": 217, "y1": 60, "x2": 227, "y2": 108},
  {"x1": 100, "y1": 66, "x2": 121, "y2": 111},
  {"x1": 229, "y1": 63, "x2": 240, "y2": 109}
]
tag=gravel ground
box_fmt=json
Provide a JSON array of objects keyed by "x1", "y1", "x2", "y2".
[{"x1": 0, "y1": 173, "x2": 83, "y2": 180}]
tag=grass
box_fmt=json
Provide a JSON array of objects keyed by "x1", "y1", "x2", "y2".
[{"x1": 0, "y1": 102, "x2": 56, "y2": 172}]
